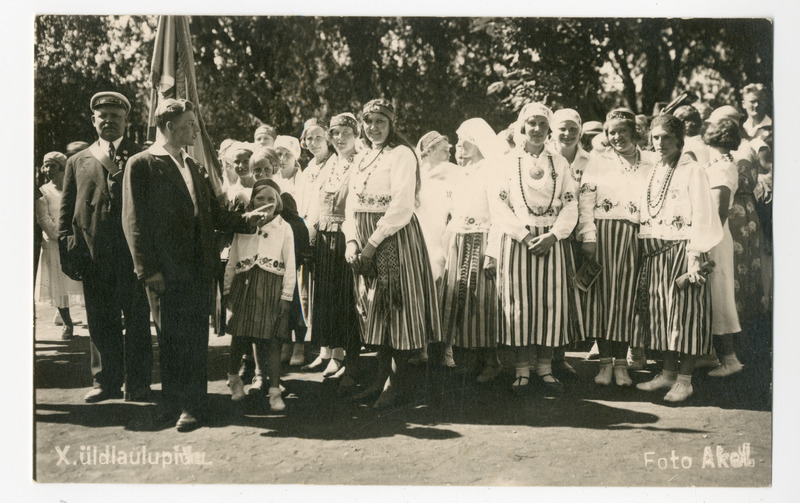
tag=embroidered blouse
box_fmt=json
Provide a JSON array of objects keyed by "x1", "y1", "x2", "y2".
[
  {"x1": 298, "y1": 154, "x2": 331, "y2": 220},
  {"x1": 637, "y1": 157, "x2": 722, "y2": 255},
  {"x1": 223, "y1": 215, "x2": 296, "y2": 301},
  {"x1": 488, "y1": 146, "x2": 579, "y2": 244},
  {"x1": 305, "y1": 153, "x2": 354, "y2": 241},
  {"x1": 343, "y1": 145, "x2": 418, "y2": 248},
  {"x1": 577, "y1": 148, "x2": 657, "y2": 243},
  {"x1": 445, "y1": 159, "x2": 493, "y2": 234}
]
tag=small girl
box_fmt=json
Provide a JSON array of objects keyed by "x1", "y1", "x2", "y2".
[{"x1": 224, "y1": 179, "x2": 296, "y2": 412}]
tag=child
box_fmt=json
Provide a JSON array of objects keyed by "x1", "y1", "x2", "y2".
[{"x1": 224, "y1": 179, "x2": 296, "y2": 412}]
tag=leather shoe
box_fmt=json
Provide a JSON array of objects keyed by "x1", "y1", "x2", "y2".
[
  {"x1": 84, "y1": 388, "x2": 123, "y2": 403},
  {"x1": 176, "y1": 412, "x2": 201, "y2": 432},
  {"x1": 124, "y1": 387, "x2": 152, "y2": 402}
]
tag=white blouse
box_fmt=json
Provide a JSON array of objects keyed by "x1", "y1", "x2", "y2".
[
  {"x1": 488, "y1": 146, "x2": 579, "y2": 243},
  {"x1": 637, "y1": 158, "x2": 722, "y2": 255},
  {"x1": 705, "y1": 156, "x2": 739, "y2": 210},
  {"x1": 223, "y1": 215, "x2": 297, "y2": 301},
  {"x1": 298, "y1": 155, "x2": 331, "y2": 220},
  {"x1": 577, "y1": 148, "x2": 657, "y2": 243},
  {"x1": 343, "y1": 145, "x2": 418, "y2": 248},
  {"x1": 445, "y1": 159, "x2": 493, "y2": 234}
]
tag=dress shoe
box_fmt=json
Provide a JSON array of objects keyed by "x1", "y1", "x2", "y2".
[
  {"x1": 289, "y1": 343, "x2": 305, "y2": 366},
  {"x1": 535, "y1": 373, "x2": 564, "y2": 395},
  {"x1": 372, "y1": 387, "x2": 396, "y2": 409},
  {"x1": 553, "y1": 359, "x2": 578, "y2": 380},
  {"x1": 322, "y1": 358, "x2": 343, "y2": 378},
  {"x1": 84, "y1": 387, "x2": 123, "y2": 403},
  {"x1": 636, "y1": 373, "x2": 675, "y2": 392},
  {"x1": 124, "y1": 387, "x2": 152, "y2": 402},
  {"x1": 61, "y1": 325, "x2": 74, "y2": 341},
  {"x1": 511, "y1": 375, "x2": 530, "y2": 396},
  {"x1": 663, "y1": 381, "x2": 693, "y2": 402},
  {"x1": 476, "y1": 364, "x2": 501, "y2": 383},
  {"x1": 175, "y1": 412, "x2": 201, "y2": 432},
  {"x1": 708, "y1": 361, "x2": 744, "y2": 377}
]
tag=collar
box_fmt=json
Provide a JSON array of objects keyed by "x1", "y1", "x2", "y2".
[
  {"x1": 744, "y1": 115, "x2": 772, "y2": 130},
  {"x1": 148, "y1": 142, "x2": 191, "y2": 164},
  {"x1": 97, "y1": 137, "x2": 123, "y2": 152}
]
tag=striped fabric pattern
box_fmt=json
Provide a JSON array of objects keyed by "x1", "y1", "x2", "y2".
[
  {"x1": 439, "y1": 231, "x2": 500, "y2": 348},
  {"x1": 353, "y1": 212, "x2": 443, "y2": 350},
  {"x1": 227, "y1": 267, "x2": 286, "y2": 340},
  {"x1": 311, "y1": 229, "x2": 360, "y2": 348},
  {"x1": 633, "y1": 238, "x2": 712, "y2": 355},
  {"x1": 496, "y1": 226, "x2": 584, "y2": 348},
  {"x1": 583, "y1": 219, "x2": 642, "y2": 343}
]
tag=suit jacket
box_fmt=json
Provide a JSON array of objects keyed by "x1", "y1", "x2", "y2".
[
  {"x1": 122, "y1": 147, "x2": 250, "y2": 285},
  {"x1": 58, "y1": 137, "x2": 141, "y2": 280}
]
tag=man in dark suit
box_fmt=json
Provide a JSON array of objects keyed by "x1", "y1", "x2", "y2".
[
  {"x1": 58, "y1": 91, "x2": 153, "y2": 403},
  {"x1": 122, "y1": 98, "x2": 253, "y2": 432}
]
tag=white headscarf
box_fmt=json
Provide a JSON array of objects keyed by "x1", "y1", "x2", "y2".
[
  {"x1": 456, "y1": 118, "x2": 504, "y2": 164},
  {"x1": 274, "y1": 135, "x2": 301, "y2": 161}
]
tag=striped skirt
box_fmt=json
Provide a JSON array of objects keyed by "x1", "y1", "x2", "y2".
[
  {"x1": 439, "y1": 231, "x2": 500, "y2": 348},
  {"x1": 496, "y1": 226, "x2": 584, "y2": 348},
  {"x1": 310, "y1": 229, "x2": 360, "y2": 348},
  {"x1": 227, "y1": 267, "x2": 287, "y2": 340},
  {"x1": 583, "y1": 219, "x2": 641, "y2": 343},
  {"x1": 632, "y1": 238, "x2": 712, "y2": 356},
  {"x1": 353, "y1": 212, "x2": 442, "y2": 350}
]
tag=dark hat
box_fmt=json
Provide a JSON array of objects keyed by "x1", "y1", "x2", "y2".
[
  {"x1": 90, "y1": 92, "x2": 131, "y2": 114},
  {"x1": 66, "y1": 141, "x2": 90, "y2": 156}
]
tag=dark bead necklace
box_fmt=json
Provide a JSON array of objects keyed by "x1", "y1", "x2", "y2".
[
  {"x1": 646, "y1": 157, "x2": 678, "y2": 219},
  {"x1": 517, "y1": 154, "x2": 557, "y2": 216}
]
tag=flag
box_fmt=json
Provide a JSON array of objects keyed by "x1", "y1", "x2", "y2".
[{"x1": 148, "y1": 15, "x2": 224, "y2": 198}]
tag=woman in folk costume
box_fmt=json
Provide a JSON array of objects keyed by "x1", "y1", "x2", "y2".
[
  {"x1": 343, "y1": 99, "x2": 443, "y2": 408},
  {"x1": 577, "y1": 108, "x2": 657, "y2": 386},
  {"x1": 304, "y1": 113, "x2": 363, "y2": 392},
  {"x1": 295, "y1": 119, "x2": 334, "y2": 372},
  {"x1": 439, "y1": 118, "x2": 504, "y2": 382},
  {"x1": 487, "y1": 102, "x2": 583, "y2": 395},
  {"x1": 547, "y1": 108, "x2": 592, "y2": 379},
  {"x1": 633, "y1": 114, "x2": 722, "y2": 402},
  {"x1": 411, "y1": 130, "x2": 460, "y2": 367}
]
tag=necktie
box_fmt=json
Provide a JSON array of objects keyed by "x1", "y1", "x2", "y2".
[{"x1": 108, "y1": 142, "x2": 116, "y2": 162}]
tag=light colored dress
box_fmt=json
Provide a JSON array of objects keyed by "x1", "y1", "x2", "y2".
[
  {"x1": 34, "y1": 182, "x2": 83, "y2": 308},
  {"x1": 705, "y1": 154, "x2": 741, "y2": 335}
]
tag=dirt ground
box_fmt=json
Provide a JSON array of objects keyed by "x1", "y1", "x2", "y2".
[{"x1": 33, "y1": 301, "x2": 772, "y2": 487}]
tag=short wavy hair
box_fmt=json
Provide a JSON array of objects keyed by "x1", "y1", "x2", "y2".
[
  {"x1": 702, "y1": 118, "x2": 741, "y2": 152},
  {"x1": 155, "y1": 99, "x2": 194, "y2": 132},
  {"x1": 674, "y1": 105, "x2": 702, "y2": 137}
]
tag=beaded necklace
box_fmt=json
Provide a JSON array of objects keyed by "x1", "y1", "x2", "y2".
[
  {"x1": 517, "y1": 154, "x2": 557, "y2": 216},
  {"x1": 615, "y1": 148, "x2": 640, "y2": 173},
  {"x1": 323, "y1": 152, "x2": 356, "y2": 193},
  {"x1": 355, "y1": 145, "x2": 386, "y2": 195},
  {"x1": 705, "y1": 153, "x2": 733, "y2": 170},
  {"x1": 646, "y1": 157, "x2": 678, "y2": 219}
]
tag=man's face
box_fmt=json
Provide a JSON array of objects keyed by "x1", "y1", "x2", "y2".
[
  {"x1": 91, "y1": 105, "x2": 128, "y2": 142},
  {"x1": 742, "y1": 92, "x2": 766, "y2": 119},
  {"x1": 169, "y1": 111, "x2": 200, "y2": 148}
]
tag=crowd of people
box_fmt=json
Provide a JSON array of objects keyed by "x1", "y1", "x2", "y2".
[{"x1": 34, "y1": 82, "x2": 773, "y2": 432}]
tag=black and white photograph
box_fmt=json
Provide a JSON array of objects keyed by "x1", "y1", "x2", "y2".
[{"x1": 11, "y1": 1, "x2": 797, "y2": 501}]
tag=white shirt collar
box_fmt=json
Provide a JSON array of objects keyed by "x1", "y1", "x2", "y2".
[
  {"x1": 97, "y1": 137, "x2": 123, "y2": 152},
  {"x1": 148, "y1": 141, "x2": 191, "y2": 164}
]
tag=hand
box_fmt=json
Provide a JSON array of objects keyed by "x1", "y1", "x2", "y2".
[
  {"x1": 277, "y1": 299, "x2": 291, "y2": 318},
  {"x1": 345, "y1": 241, "x2": 360, "y2": 265},
  {"x1": 361, "y1": 242, "x2": 377, "y2": 260},
  {"x1": 521, "y1": 232, "x2": 536, "y2": 248},
  {"x1": 686, "y1": 255, "x2": 707, "y2": 286},
  {"x1": 145, "y1": 272, "x2": 166, "y2": 294},
  {"x1": 528, "y1": 233, "x2": 557, "y2": 256},
  {"x1": 581, "y1": 241, "x2": 597, "y2": 261},
  {"x1": 484, "y1": 256, "x2": 497, "y2": 279}
]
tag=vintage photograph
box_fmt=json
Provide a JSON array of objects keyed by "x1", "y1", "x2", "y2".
[{"x1": 27, "y1": 8, "x2": 782, "y2": 498}]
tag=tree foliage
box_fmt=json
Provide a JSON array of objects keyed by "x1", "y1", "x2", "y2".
[{"x1": 33, "y1": 15, "x2": 772, "y2": 167}]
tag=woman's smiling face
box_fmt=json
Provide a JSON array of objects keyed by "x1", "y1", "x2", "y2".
[{"x1": 363, "y1": 113, "x2": 390, "y2": 146}]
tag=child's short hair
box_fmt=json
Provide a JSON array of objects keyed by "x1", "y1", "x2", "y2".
[{"x1": 247, "y1": 178, "x2": 283, "y2": 213}]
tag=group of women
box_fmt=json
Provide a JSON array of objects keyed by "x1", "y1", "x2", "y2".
[{"x1": 213, "y1": 94, "x2": 771, "y2": 409}]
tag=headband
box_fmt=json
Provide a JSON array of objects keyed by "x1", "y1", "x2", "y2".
[
  {"x1": 552, "y1": 108, "x2": 582, "y2": 126},
  {"x1": 605, "y1": 108, "x2": 636, "y2": 123},
  {"x1": 362, "y1": 98, "x2": 395, "y2": 122},
  {"x1": 329, "y1": 113, "x2": 359, "y2": 133}
]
